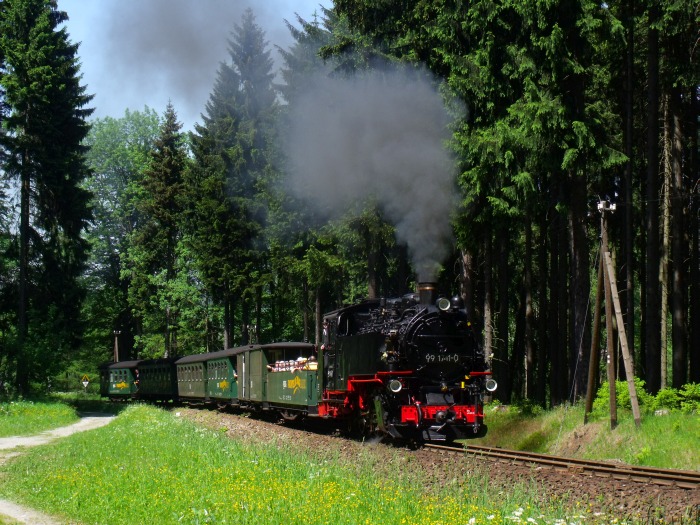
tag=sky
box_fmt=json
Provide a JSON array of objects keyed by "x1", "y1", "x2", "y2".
[{"x1": 58, "y1": 0, "x2": 326, "y2": 131}]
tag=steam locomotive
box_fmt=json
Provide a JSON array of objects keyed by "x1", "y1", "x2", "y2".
[{"x1": 100, "y1": 282, "x2": 496, "y2": 442}]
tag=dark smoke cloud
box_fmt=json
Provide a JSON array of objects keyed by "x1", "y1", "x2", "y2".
[
  {"x1": 284, "y1": 66, "x2": 461, "y2": 281},
  {"x1": 72, "y1": 0, "x2": 321, "y2": 129}
]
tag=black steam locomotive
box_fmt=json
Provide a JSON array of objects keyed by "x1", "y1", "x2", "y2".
[
  {"x1": 320, "y1": 282, "x2": 496, "y2": 441},
  {"x1": 101, "y1": 282, "x2": 496, "y2": 443}
]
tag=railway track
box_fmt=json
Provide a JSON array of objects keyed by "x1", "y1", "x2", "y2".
[{"x1": 425, "y1": 443, "x2": 700, "y2": 490}]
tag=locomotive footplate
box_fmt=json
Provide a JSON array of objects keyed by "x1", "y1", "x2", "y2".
[
  {"x1": 424, "y1": 422, "x2": 487, "y2": 441},
  {"x1": 388, "y1": 421, "x2": 486, "y2": 442}
]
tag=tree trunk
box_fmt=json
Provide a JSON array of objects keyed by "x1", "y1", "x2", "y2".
[
  {"x1": 367, "y1": 248, "x2": 378, "y2": 299},
  {"x1": 165, "y1": 306, "x2": 171, "y2": 358},
  {"x1": 303, "y1": 277, "x2": 310, "y2": 343},
  {"x1": 670, "y1": 88, "x2": 687, "y2": 387},
  {"x1": 315, "y1": 287, "x2": 322, "y2": 346},
  {"x1": 622, "y1": 0, "x2": 635, "y2": 365},
  {"x1": 556, "y1": 215, "x2": 570, "y2": 404},
  {"x1": 568, "y1": 173, "x2": 590, "y2": 401},
  {"x1": 255, "y1": 284, "x2": 262, "y2": 344},
  {"x1": 644, "y1": 5, "x2": 662, "y2": 393},
  {"x1": 223, "y1": 292, "x2": 233, "y2": 350},
  {"x1": 524, "y1": 216, "x2": 535, "y2": 400},
  {"x1": 689, "y1": 87, "x2": 700, "y2": 383},
  {"x1": 459, "y1": 249, "x2": 476, "y2": 322},
  {"x1": 483, "y1": 227, "x2": 494, "y2": 383},
  {"x1": 241, "y1": 299, "x2": 250, "y2": 346},
  {"x1": 16, "y1": 152, "x2": 31, "y2": 394},
  {"x1": 269, "y1": 279, "x2": 277, "y2": 341},
  {"x1": 536, "y1": 213, "x2": 549, "y2": 407},
  {"x1": 497, "y1": 231, "x2": 510, "y2": 396},
  {"x1": 511, "y1": 300, "x2": 525, "y2": 400},
  {"x1": 660, "y1": 94, "x2": 671, "y2": 388},
  {"x1": 548, "y1": 212, "x2": 567, "y2": 406}
]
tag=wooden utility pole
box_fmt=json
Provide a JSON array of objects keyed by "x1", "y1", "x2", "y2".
[
  {"x1": 584, "y1": 252, "x2": 603, "y2": 424},
  {"x1": 585, "y1": 201, "x2": 641, "y2": 430},
  {"x1": 600, "y1": 202, "x2": 618, "y2": 430},
  {"x1": 604, "y1": 251, "x2": 642, "y2": 428},
  {"x1": 113, "y1": 330, "x2": 121, "y2": 362}
]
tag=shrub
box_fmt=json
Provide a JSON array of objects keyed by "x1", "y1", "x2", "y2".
[
  {"x1": 652, "y1": 387, "x2": 681, "y2": 411},
  {"x1": 594, "y1": 381, "x2": 700, "y2": 415},
  {"x1": 680, "y1": 383, "x2": 700, "y2": 414},
  {"x1": 592, "y1": 377, "x2": 654, "y2": 414}
]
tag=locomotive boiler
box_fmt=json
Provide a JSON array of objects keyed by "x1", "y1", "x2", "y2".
[{"x1": 319, "y1": 282, "x2": 496, "y2": 441}]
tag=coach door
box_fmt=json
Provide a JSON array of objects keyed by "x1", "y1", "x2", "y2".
[
  {"x1": 249, "y1": 350, "x2": 264, "y2": 401},
  {"x1": 238, "y1": 352, "x2": 247, "y2": 400}
]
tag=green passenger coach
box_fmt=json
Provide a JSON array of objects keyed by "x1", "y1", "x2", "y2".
[
  {"x1": 175, "y1": 348, "x2": 238, "y2": 404},
  {"x1": 138, "y1": 358, "x2": 178, "y2": 402},
  {"x1": 206, "y1": 353, "x2": 238, "y2": 401},
  {"x1": 235, "y1": 342, "x2": 318, "y2": 418},
  {"x1": 99, "y1": 360, "x2": 142, "y2": 399}
]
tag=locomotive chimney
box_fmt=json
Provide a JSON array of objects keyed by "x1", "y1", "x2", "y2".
[{"x1": 418, "y1": 282, "x2": 437, "y2": 306}]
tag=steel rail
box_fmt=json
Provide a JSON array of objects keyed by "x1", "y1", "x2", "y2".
[{"x1": 424, "y1": 443, "x2": 700, "y2": 489}]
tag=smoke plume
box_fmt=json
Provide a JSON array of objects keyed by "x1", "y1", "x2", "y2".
[
  {"x1": 85, "y1": 0, "x2": 316, "y2": 129},
  {"x1": 284, "y1": 66, "x2": 460, "y2": 281}
]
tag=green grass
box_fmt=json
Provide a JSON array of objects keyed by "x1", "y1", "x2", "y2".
[
  {"x1": 48, "y1": 391, "x2": 125, "y2": 415},
  {"x1": 470, "y1": 402, "x2": 700, "y2": 471},
  {"x1": 0, "y1": 404, "x2": 637, "y2": 525},
  {"x1": 0, "y1": 400, "x2": 78, "y2": 437}
]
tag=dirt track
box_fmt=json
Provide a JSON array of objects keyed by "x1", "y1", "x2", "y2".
[{"x1": 0, "y1": 414, "x2": 115, "y2": 525}]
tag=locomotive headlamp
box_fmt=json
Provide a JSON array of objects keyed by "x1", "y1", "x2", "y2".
[
  {"x1": 485, "y1": 378, "x2": 498, "y2": 392},
  {"x1": 388, "y1": 379, "x2": 403, "y2": 393},
  {"x1": 437, "y1": 297, "x2": 451, "y2": 311}
]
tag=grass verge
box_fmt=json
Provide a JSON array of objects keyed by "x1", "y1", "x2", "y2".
[
  {"x1": 471, "y1": 403, "x2": 700, "y2": 471},
  {"x1": 0, "y1": 400, "x2": 78, "y2": 437},
  {"x1": 0, "y1": 404, "x2": 643, "y2": 525}
]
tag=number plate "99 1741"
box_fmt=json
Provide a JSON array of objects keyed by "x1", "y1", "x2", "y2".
[{"x1": 424, "y1": 354, "x2": 461, "y2": 363}]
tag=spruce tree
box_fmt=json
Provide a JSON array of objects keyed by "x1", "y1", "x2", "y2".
[
  {"x1": 186, "y1": 8, "x2": 277, "y2": 348},
  {"x1": 0, "y1": 0, "x2": 93, "y2": 393},
  {"x1": 122, "y1": 103, "x2": 187, "y2": 358}
]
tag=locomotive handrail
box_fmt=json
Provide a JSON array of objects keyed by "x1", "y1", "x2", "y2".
[
  {"x1": 415, "y1": 334, "x2": 470, "y2": 339},
  {"x1": 375, "y1": 370, "x2": 413, "y2": 377},
  {"x1": 348, "y1": 378, "x2": 384, "y2": 386}
]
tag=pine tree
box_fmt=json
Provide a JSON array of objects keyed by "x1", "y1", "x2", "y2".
[{"x1": 0, "y1": 0, "x2": 93, "y2": 393}]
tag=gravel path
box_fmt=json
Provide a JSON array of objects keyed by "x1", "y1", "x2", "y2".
[{"x1": 0, "y1": 413, "x2": 115, "y2": 525}]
